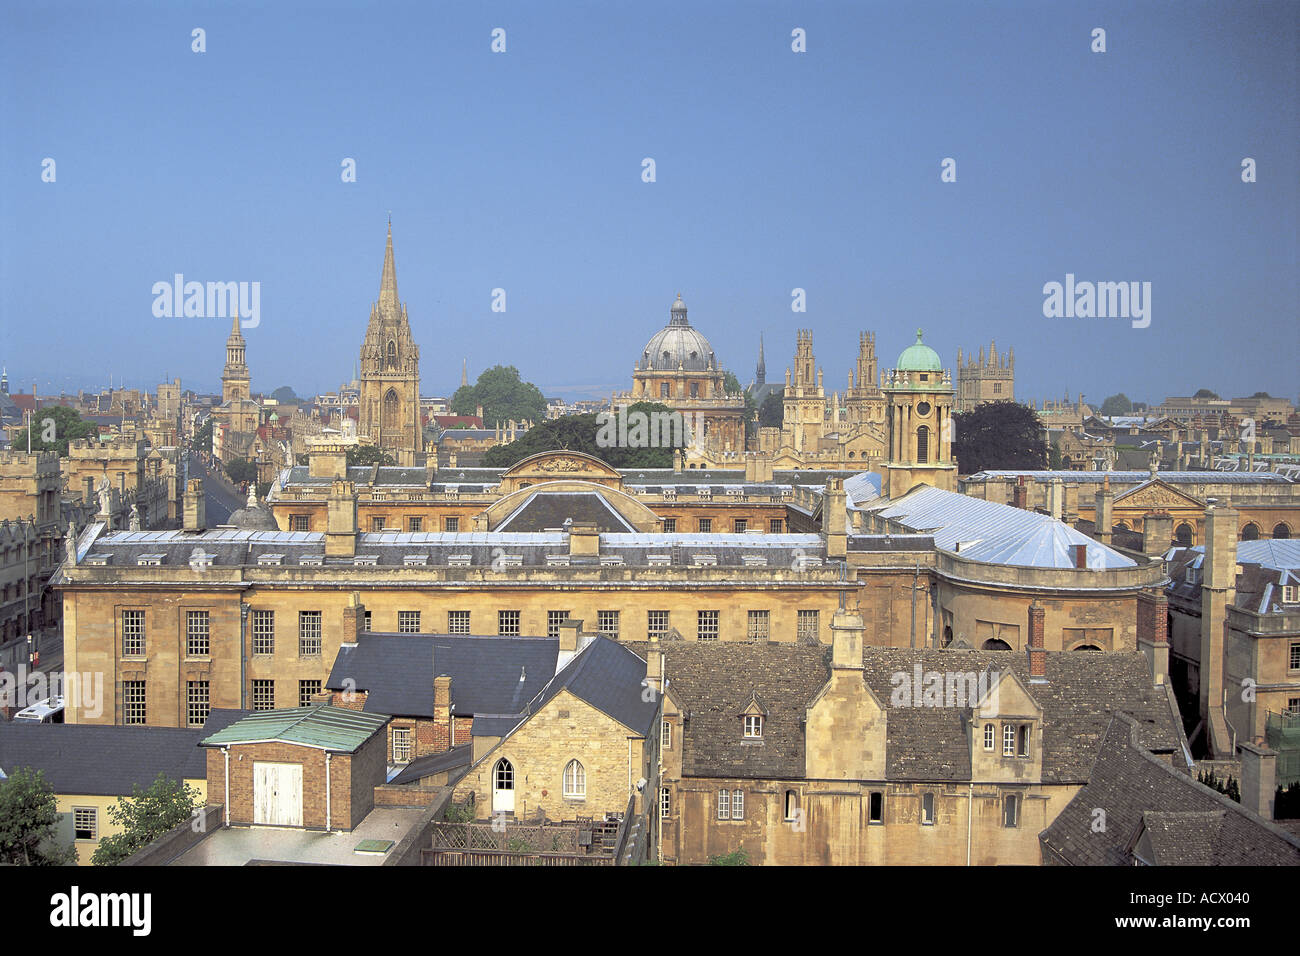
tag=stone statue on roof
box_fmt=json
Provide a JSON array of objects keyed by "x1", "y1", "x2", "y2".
[{"x1": 96, "y1": 476, "x2": 112, "y2": 516}]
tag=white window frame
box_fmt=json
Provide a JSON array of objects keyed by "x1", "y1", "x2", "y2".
[
  {"x1": 498, "y1": 610, "x2": 521, "y2": 636},
  {"x1": 983, "y1": 723, "x2": 995, "y2": 751},
  {"x1": 251, "y1": 609, "x2": 275, "y2": 655},
  {"x1": 661, "y1": 719, "x2": 671, "y2": 750},
  {"x1": 299, "y1": 610, "x2": 323, "y2": 656},
  {"x1": 186, "y1": 610, "x2": 210, "y2": 657},
  {"x1": 660, "y1": 787, "x2": 671, "y2": 819},
  {"x1": 398, "y1": 610, "x2": 421, "y2": 633},
  {"x1": 731, "y1": 789, "x2": 744, "y2": 820},
  {"x1": 717, "y1": 789, "x2": 730, "y2": 820},
  {"x1": 72, "y1": 807, "x2": 98, "y2": 841},
  {"x1": 1003, "y1": 723, "x2": 1015, "y2": 756},
  {"x1": 392, "y1": 727, "x2": 412, "y2": 763},
  {"x1": 921, "y1": 792, "x2": 935, "y2": 826},
  {"x1": 698, "y1": 610, "x2": 720, "y2": 642},
  {"x1": 447, "y1": 610, "x2": 470, "y2": 635},
  {"x1": 122, "y1": 609, "x2": 145, "y2": 656},
  {"x1": 563, "y1": 759, "x2": 586, "y2": 798},
  {"x1": 743, "y1": 714, "x2": 763, "y2": 739}
]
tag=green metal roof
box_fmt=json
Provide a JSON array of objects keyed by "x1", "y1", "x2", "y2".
[
  {"x1": 895, "y1": 328, "x2": 943, "y2": 372},
  {"x1": 200, "y1": 705, "x2": 390, "y2": 753}
]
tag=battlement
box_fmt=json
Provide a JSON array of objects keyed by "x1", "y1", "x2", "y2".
[
  {"x1": 0, "y1": 450, "x2": 60, "y2": 473},
  {"x1": 67, "y1": 438, "x2": 145, "y2": 457}
]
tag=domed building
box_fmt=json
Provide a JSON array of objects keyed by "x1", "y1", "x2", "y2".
[
  {"x1": 228, "y1": 487, "x2": 280, "y2": 531},
  {"x1": 882, "y1": 329, "x2": 957, "y2": 497},
  {"x1": 620, "y1": 295, "x2": 747, "y2": 460}
]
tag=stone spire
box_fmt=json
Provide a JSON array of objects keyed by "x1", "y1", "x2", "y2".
[
  {"x1": 379, "y1": 217, "x2": 399, "y2": 313},
  {"x1": 756, "y1": 333, "x2": 766, "y2": 386},
  {"x1": 461, "y1": 358, "x2": 468, "y2": 388}
]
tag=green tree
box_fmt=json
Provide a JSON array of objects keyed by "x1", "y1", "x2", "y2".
[
  {"x1": 346, "y1": 445, "x2": 396, "y2": 468},
  {"x1": 225, "y1": 457, "x2": 259, "y2": 485},
  {"x1": 0, "y1": 767, "x2": 77, "y2": 866},
  {"x1": 708, "y1": 848, "x2": 750, "y2": 866},
  {"x1": 724, "y1": 372, "x2": 758, "y2": 441},
  {"x1": 758, "y1": 388, "x2": 785, "y2": 429},
  {"x1": 271, "y1": 386, "x2": 299, "y2": 404},
  {"x1": 1251, "y1": 391, "x2": 1271, "y2": 399},
  {"x1": 482, "y1": 402, "x2": 680, "y2": 469},
  {"x1": 1193, "y1": 388, "x2": 1220, "y2": 400},
  {"x1": 11, "y1": 405, "x2": 98, "y2": 456},
  {"x1": 952, "y1": 403, "x2": 1047, "y2": 475},
  {"x1": 92, "y1": 774, "x2": 200, "y2": 866},
  {"x1": 1099, "y1": 393, "x2": 1132, "y2": 417},
  {"x1": 1047, "y1": 441, "x2": 1063, "y2": 470},
  {"x1": 451, "y1": 365, "x2": 547, "y2": 427}
]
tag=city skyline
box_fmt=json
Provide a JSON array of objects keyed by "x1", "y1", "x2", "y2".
[{"x1": 2, "y1": 2, "x2": 1296, "y2": 403}]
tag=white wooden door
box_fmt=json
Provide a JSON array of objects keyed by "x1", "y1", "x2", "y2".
[
  {"x1": 492, "y1": 759, "x2": 515, "y2": 814},
  {"x1": 253, "y1": 762, "x2": 303, "y2": 826}
]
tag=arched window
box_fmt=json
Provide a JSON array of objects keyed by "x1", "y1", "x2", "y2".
[
  {"x1": 1073, "y1": 644, "x2": 1102, "y2": 651},
  {"x1": 916, "y1": 425, "x2": 930, "y2": 463},
  {"x1": 1114, "y1": 521, "x2": 1129, "y2": 531},
  {"x1": 784, "y1": 789, "x2": 800, "y2": 822},
  {"x1": 386, "y1": 340, "x2": 398, "y2": 369},
  {"x1": 1175, "y1": 522, "x2": 1193, "y2": 546},
  {"x1": 943, "y1": 625, "x2": 953, "y2": 648},
  {"x1": 563, "y1": 760, "x2": 585, "y2": 798},
  {"x1": 382, "y1": 389, "x2": 400, "y2": 431},
  {"x1": 982, "y1": 638, "x2": 1012, "y2": 651},
  {"x1": 494, "y1": 759, "x2": 513, "y2": 791},
  {"x1": 1273, "y1": 523, "x2": 1291, "y2": 540},
  {"x1": 1241, "y1": 523, "x2": 1260, "y2": 541}
]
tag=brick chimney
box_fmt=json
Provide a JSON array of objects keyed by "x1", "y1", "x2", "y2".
[
  {"x1": 183, "y1": 479, "x2": 206, "y2": 531},
  {"x1": 1142, "y1": 512, "x2": 1173, "y2": 556},
  {"x1": 342, "y1": 592, "x2": 366, "y2": 643},
  {"x1": 1136, "y1": 591, "x2": 1169, "y2": 685},
  {"x1": 433, "y1": 674, "x2": 452, "y2": 749},
  {"x1": 1239, "y1": 741, "x2": 1278, "y2": 820},
  {"x1": 1027, "y1": 601, "x2": 1047, "y2": 681},
  {"x1": 1013, "y1": 475, "x2": 1028, "y2": 510},
  {"x1": 1199, "y1": 505, "x2": 1238, "y2": 757},
  {"x1": 325, "y1": 479, "x2": 357, "y2": 557},
  {"x1": 1071, "y1": 543, "x2": 1088, "y2": 569}
]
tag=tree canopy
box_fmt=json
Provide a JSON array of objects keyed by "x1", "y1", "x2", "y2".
[
  {"x1": 1193, "y1": 388, "x2": 1220, "y2": 399},
  {"x1": 953, "y1": 403, "x2": 1047, "y2": 475},
  {"x1": 0, "y1": 767, "x2": 77, "y2": 866},
  {"x1": 10, "y1": 405, "x2": 99, "y2": 456},
  {"x1": 758, "y1": 388, "x2": 785, "y2": 428},
  {"x1": 450, "y1": 365, "x2": 547, "y2": 427},
  {"x1": 482, "y1": 402, "x2": 681, "y2": 469},
  {"x1": 92, "y1": 774, "x2": 201, "y2": 866},
  {"x1": 346, "y1": 445, "x2": 396, "y2": 468},
  {"x1": 271, "y1": 385, "x2": 299, "y2": 404},
  {"x1": 224, "y1": 457, "x2": 259, "y2": 485},
  {"x1": 1100, "y1": 393, "x2": 1133, "y2": 417}
]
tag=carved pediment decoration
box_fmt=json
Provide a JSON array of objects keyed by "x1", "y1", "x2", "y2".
[{"x1": 1114, "y1": 479, "x2": 1203, "y2": 511}]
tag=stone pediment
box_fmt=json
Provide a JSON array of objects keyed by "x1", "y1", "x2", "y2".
[
  {"x1": 499, "y1": 450, "x2": 623, "y2": 493},
  {"x1": 1113, "y1": 479, "x2": 1203, "y2": 511}
]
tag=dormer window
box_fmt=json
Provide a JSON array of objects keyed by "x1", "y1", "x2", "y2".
[
  {"x1": 1283, "y1": 585, "x2": 1297, "y2": 604},
  {"x1": 744, "y1": 714, "x2": 763, "y2": 738},
  {"x1": 1002, "y1": 722, "x2": 1032, "y2": 757}
]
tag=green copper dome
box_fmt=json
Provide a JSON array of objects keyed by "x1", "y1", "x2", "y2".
[{"x1": 896, "y1": 328, "x2": 942, "y2": 372}]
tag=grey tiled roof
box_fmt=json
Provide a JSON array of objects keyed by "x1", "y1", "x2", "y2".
[
  {"x1": 1039, "y1": 716, "x2": 1300, "y2": 865},
  {"x1": 632, "y1": 643, "x2": 1182, "y2": 784},
  {"x1": 389, "y1": 743, "x2": 473, "y2": 785},
  {"x1": 527, "y1": 637, "x2": 658, "y2": 736},
  {"x1": 327, "y1": 635, "x2": 559, "y2": 717},
  {"x1": 495, "y1": 492, "x2": 636, "y2": 532},
  {"x1": 0, "y1": 723, "x2": 205, "y2": 795}
]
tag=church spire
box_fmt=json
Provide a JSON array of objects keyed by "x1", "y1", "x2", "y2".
[
  {"x1": 379, "y1": 218, "x2": 399, "y2": 312},
  {"x1": 756, "y1": 333, "x2": 766, "y2": 385},
  {"x1": 461, "y1": 358, "x2": 468, "y2": 388}
]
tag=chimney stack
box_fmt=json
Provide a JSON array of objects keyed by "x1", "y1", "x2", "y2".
[
  {"x1": 557, "y1": 617, "x2": 581, "y2": 656},
  {"x1": 1071, "y1": 543, "x2": 1088, "y2": 569},
  {"x1": 645, "y1": 638, "x2": 664, "y2": 698},
  {"x1": 1013, "y1": 475, "x2": 1028, "y2": 510},
  {"x1": 568, "y1": 521, "x2": 600, "y2": 557},
  {"x1": 342, "y1": 592, "x2": 366, "y2": 642},
  {"x1": 1049, "y1": 477, "x2": 1063, "y2": 521},
  {"x1": 1094, "y1": 475, "x2": 1114, "y2": 544},
  {"x1": 1142, "y1": 512, "x2": 1174, "y2": 556},
  {"x1": 183, "y1": 479, "x2": 206, "y2": 531},
  {"x1": 1136, "y1": 591, "x2": 1170, "y2": 685},
  {"x1": 325, "y1": 479, "x2": 358, "y2": 557},
  {"x1": 1199, "y1": 505, "x2": 1238, "y2": 757},
  {"x1": 1027, "y1": 601, "x2": 1047, "y2": 681},
  {"x1": 1239, "y1": 741, "x2": 1278, "y2": 820},
  {"x1": 433, "y1": 674, "x2": 453, "y2": 749},
  {"x1": 824, "y1": 477, "x2": 847, "y2": 559},
  {"x1": 830, "y1": 608, "x2": 865, "y2": 670}
]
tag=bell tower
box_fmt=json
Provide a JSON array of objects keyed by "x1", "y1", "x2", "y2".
[
  {"x1": 358, "y1": 219, "x2": 423, "y2": 455},
  {"x1": 883, "y1": 329, "x2": 957, "y2": 498}
]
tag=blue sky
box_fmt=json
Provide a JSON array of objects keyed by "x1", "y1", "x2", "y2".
[{"x1": 1, "y1": 0, "x2": 1296, "y2": 406}]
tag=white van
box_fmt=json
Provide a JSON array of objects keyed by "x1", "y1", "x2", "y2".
[{"x1": 12, "y1": 695, "x2": 65, "y2": 723}]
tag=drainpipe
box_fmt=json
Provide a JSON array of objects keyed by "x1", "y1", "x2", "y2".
[
  {"x1": 223, "y1": 747, "x2": 230, "y2": 827},
  {"x1": 239, "y1": 602, "x2": 249, "y2": 710},
  {"x1": 325, "y1": 752, "x2": 332, "y2": 832},
  {"x1": 966, "y1": 783, "x2": 973, "y2": 866}
]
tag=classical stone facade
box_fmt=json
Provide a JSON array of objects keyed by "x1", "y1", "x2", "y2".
[
  {"x1": 358, "y1": 222, "x2": 422, "y2": 456},
  {"x1": 881, "y1": 330, "x2": 957, "y2": 498}
]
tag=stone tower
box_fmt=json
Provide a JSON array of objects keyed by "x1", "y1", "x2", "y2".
[
  {"x1": 844, "y1": 331, "x2": 885, "y2": 428},
  {"x1": 955, "y1": 340, "x2": 1015, "y2": 412},
  {"x1": 783, "y1": 330, "x2": 826, "y2": 452},
  {"x1": 359, "y1": 220, "x2": 423, "y2": 454},
  {"x1": 883, "y1": 330, "x2": 957, "y2": 498},
  {"x1": 221, "y1": 313, "x2": 250, "y2": 405}
]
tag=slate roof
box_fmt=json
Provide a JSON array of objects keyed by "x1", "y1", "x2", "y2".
[
  {"x1": 495, "y1": 492, "x2": 636, "y2": 533},
  {"x1": 0, "y1": 723, "x2": 207, "y2": 795},
  {"x1": 1039, "y1": 716, "x2": 1300, "y2": 865},
  {"x1": 630, "y1": 643, "x2": 1182, "y2": 784},
  {"x1": 327, "y1": 634, "x2": 559, "y2": 717},
  {"x1": 525, "y1": 637, "x2": 658, "y2": 736},
  {"x1": 389, "y1": 743, "x2": 473, "y2": 785},
  {"x1": 965, "y1": 470, "x2": 1293, "y2": 485}
]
